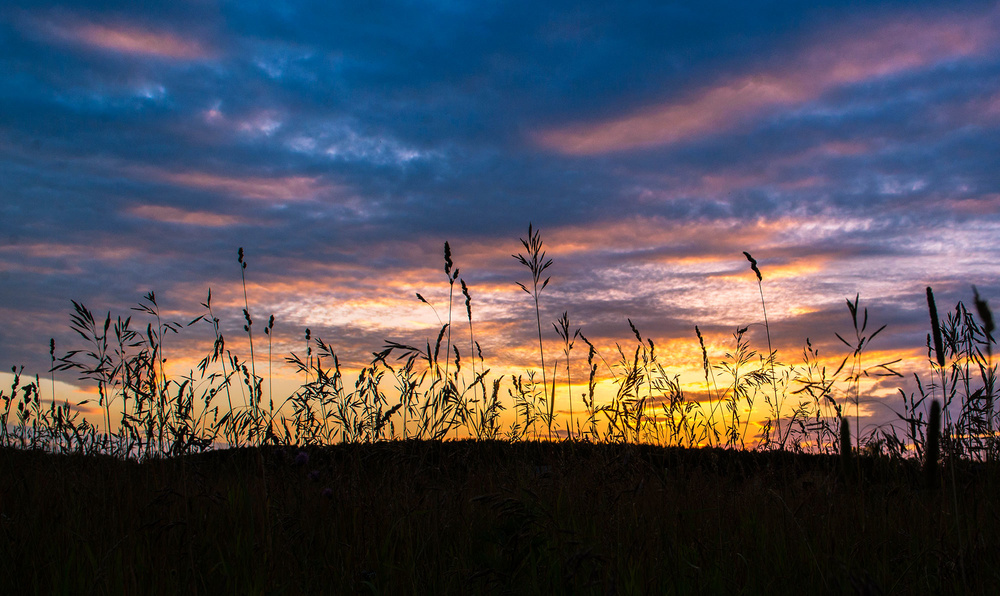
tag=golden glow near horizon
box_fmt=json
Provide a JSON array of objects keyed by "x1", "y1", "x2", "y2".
[{"x1": 17, "y1": 212, "x2": 948, "y2": 447}]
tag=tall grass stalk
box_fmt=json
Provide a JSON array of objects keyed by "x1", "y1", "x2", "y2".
[
  {"x1": 924, "y1": 398, "x2": 941, "y2": 489},
  {"x1": 441, "y1": 242, "x2": 463, "y2": 437},
  {"x1": 578, "y1": 334, "x2": 598, "y2": 439},
  {"x1": 132, "y1": 292, "x2": 182, "y2": 452},
  {"x1": 442, "y1": 242, "x2": 458, "y2": 385},
  {"x1": 514, "y1": 223, "x2": 553, "y2": 439},
  {"x1": 265, "y1": 314, "x2": 275, "y2": 438},
  {"x1": 836, "y1": 294, "x2": 893, "y2": 452},
  {"x1": 193, "y1": 289, "x2": 238, "y2": 446},
  {"x1": 237, "y1": 248, "x2": 260, "y2": 441},
  {"x1": 554, "y1": 311, "x2": 578, "y2": 439},
  {"x1": 48, "y1": 339, "x2": 56, "y2": 407},
  {"x1": 925, "y1": 287, "x2": 954, "y2": 455},
  {"x1": 972, "y1": 285, "x2": 995, "y2": 440},
  {"x1": 695, "y1": 326, "x2": 723, "y2": 447},
  {"x1": 460, "y1": 279, "x2": 483, "y2": 432},
  {"x1": 743, "y1": 252, "x2": 784, "y2": 448}
]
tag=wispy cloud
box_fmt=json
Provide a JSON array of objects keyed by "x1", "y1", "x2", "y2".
[
  {"x1": 128, "y1": 204, "x2": 245, "y2": 227},
  {"x1": 1, "y1": 242, "x2": 143, "y2": 263},
  {"x1": 146, "y1": 169, "x2": 331, "y2": 202},
  {"x1": 537, "y1": 10, "x2": 997, "y2": 154},
  {"x1": 28, "y1": 14, "x2": 212, "y2": 60}
]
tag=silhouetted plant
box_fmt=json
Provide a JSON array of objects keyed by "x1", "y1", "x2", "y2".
[
  {"x1": 8, "y1": 226, "x2": 999, "y2": 465},
  {"x1": 715, "y1": 326, "x2": 772, "y2": 449},
  {"x1": 553, "y1": 311, "x2": 579, "y2": 439},
  {"x1": 743, "y1": 251, "x2": 785, "y2": 449},
  {"x1": 577, "y1": 334, "x2": 602, "y2": 441},
  {"x1": 924, "y1": 399, "x2": 941, "y2": 489},
  {"x1": 695, "y1": 325, "x2": 724, "y2": 448},
  {"x1": 237, "y1": 248, "x2": 263, "y2": 444},
  {"x1": 514, "y1": 223, "x2": 553, "y2": 439},
  {"x1": 839, "y1": 414, "x2": 852, "y2": 482}
]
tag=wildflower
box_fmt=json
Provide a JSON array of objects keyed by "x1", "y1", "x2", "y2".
[
  {"x1": 294, "y1": 450, "x2": 309, "y2": 466},
  {"x1": 308, "y1": 469, "x2": 320, "y2": 482},
  {"x1": 321, "y1": 487, "x2": 334, "y2": 499}
]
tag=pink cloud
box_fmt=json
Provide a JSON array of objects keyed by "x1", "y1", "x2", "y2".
[
  {"x1": 540, "y1": 76, "x2": 807, "y2": 155},
  {"x1": 73, "y1": 23, "x2": 208, "y2": 59},
  {"x1": 128, "y1": 205, "x2": 245, "y2": 227},
  {"x1": 1, "y1": 242, "x2": 142, "y2": 261},
  {"x1": 537, "y1": 10, "x2": 997, "y2": 155},
  {"x1": 148, "y1": 169, "x2": 330, "y2": 202},
  {"x1": 25, "y1": 13, "x2": 211, "y2": 59}
]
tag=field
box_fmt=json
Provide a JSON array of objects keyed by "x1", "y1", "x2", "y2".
[
  {"x1": 3, "y1": 440, "x2": 999, "y2": 595},
  {"x1": 2, "y1": 229, "x2": 999, "y2": 593}
]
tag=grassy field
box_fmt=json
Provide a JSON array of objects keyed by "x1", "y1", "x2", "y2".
[
  {"x1": 2, "y1": 227, "x2": 999, "y2": 593},
  {"x1": 2, "y1": 440, "x2": 998, "y2": 594}
]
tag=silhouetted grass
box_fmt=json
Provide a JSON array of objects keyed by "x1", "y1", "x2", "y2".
[
  {"x1": 3, "y1": 226, "x2": 1000, "y2": 591},
  {"x1": 4, "y1": 228, "x2": 999, "y2": 459}
]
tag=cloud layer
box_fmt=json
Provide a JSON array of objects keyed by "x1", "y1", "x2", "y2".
[{"x1": 2, "y1": 0, "x2": 999, "y2": 436}]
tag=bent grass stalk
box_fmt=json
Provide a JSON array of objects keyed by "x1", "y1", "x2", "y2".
[{"x1": 743, "y1": 251, "x2": 783, "y2": 448}]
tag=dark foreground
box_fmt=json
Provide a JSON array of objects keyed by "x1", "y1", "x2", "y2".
[{"x1": 1, "y1": 440, "x2": 997, "y2": 595}]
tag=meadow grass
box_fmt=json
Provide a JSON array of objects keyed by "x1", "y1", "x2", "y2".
[
  {"x1": 3, "y1": 225, "x2": 1000, "y2": 592},
  {"x1": 16, "y1": 231, "x2": 990, "y2": 458}
]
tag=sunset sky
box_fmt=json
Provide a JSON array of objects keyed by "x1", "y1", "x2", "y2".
[{"x1": 2, "y1": 1, "x2": 999, "y2": 440}]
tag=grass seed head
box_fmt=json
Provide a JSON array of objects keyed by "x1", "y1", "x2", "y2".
[
  {"x1": 926, "y1": 287, "x2": 946, "y2": 368},
  {"x1": 743, "y1": 251, "x2": 762, "y2": 282},
  {"x1": 973, "y1": 285, "x2": 995, "y2": 340}
]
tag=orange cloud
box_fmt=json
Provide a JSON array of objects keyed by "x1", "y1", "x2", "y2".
[
  {"x1": 713, "y1": 256, "x2": 829, "y2": 282},
  {"x1": 129, "y1": 205, "x2": 245, "y2": 227},
  {"x1": 538, "y1": 11, "x2": 996, "y2": 155}
]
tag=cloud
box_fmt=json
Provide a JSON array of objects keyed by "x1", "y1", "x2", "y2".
[
  {"x1": 128, "y1": 204, "x2": 245, "y2": 227},
  {"x1": 70, "y1": 23, "x2": 208, "y2": 59},
  {"x1": 1, "y1": 1, "x2": 998, "y2": 439},
  {"x1": 1, "y1": 242, "x2": 144, "y2": 265},
  {"x1": 145, "y1": 169, "x2": 330, "y2": 202},
  {"x1": 536, "y1": 9, "x2": 998, "y2": 154},
  {"x1": 27, "y1": 15, "x2": 213, "y2": 60}
]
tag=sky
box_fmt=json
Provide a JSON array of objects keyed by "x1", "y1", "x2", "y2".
[{"x1": 2, "y1": 0, "x2": 999, "y2": 441}]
